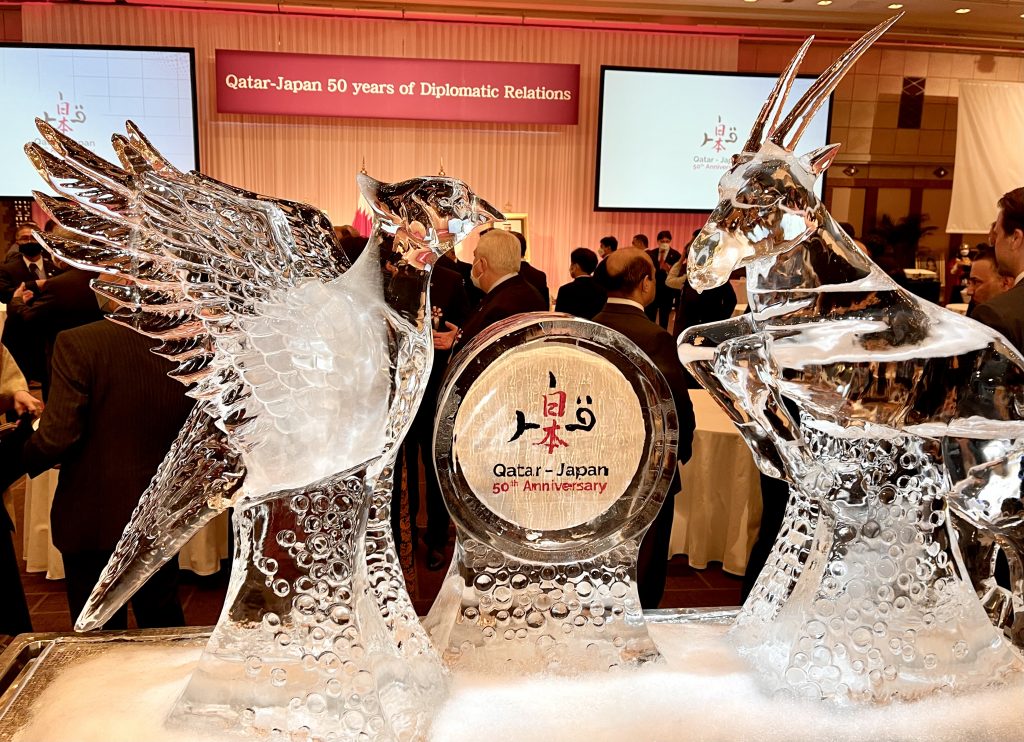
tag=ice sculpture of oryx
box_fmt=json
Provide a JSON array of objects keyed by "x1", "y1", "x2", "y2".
[
  {"x1": 678, "y1": 15, "x2": 1024, "y2": 703},
  {"x1": 25, "y1": 119, "x2": 501, "y2": 739}
]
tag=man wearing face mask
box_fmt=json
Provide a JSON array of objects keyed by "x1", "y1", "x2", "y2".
[
  {"x1": 0, "y1": 227, "x2": 60, "y2": 385},
  {"x1": 433, "y1": 228, "x2": 546, "y2": 355},
  {"x1": 644, "y1": 230, "x2": 682, "y2": 329},
  {"x1": 0, "y1": 227, "x2": 58, "y2": 299}
]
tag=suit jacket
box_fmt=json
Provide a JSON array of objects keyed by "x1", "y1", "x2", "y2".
[
  {"x1": 23, "y1": 320, "x2": 195, "y2": 554},
  {"x1": 7, "y1": 268, "x2": 103, "y2": 348},
  {"x1": 555, "y1": 276, "x2": 607, "y2": 319},
  {"x1": 646, "y1": 247, "x2": 683, "y2": 305},
  {"x1": 0, "y1": 254, "x2": 63, "y2": 382},
  {"x1": 972, "y1": 281, "x2": 1024, "y2": 354},
  {"x1": 672, "y1": 281, "x2": 738, "y2": 338},
  {"x1": 425, "y1": 261, "x2": 471, "y2": 397},
  {"x1": 455, "y1": 274, "x2": 546, "y2": 352},
  {"x1": 450, "y1": 256, "x2": 485, "y2": 310},
  {"x1": 592, "y1": 301, "x2": 696, "y2": 466},
  {"x1": 0, "y1": 253, "x2": 59, "y2": 304},
  {"x1": 519, "y1": 261, "x2": 550, "y2": 308}
]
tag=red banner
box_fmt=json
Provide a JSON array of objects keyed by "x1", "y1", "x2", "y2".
[{"x1": 216, "y1": 50, "x2": 579, "y2": 125}]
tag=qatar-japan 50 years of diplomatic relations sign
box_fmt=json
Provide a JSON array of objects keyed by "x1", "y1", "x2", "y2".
[{"x1": 216, "y1": 49, "x2": 580, "y2": 125}]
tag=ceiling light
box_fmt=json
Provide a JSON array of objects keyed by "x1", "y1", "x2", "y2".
[
  {"x1": 742, "y1": 0, "x2": 757, "y2": 3},
  {"x1": 954, "y1": 7, "x2": 971, "y2": 13},
  {"x1": 888, "y1": 3, "x2": 903, "y2": 8},
  {"x1": 817, "y1": 0, "x2": 832, "y2": 5}
]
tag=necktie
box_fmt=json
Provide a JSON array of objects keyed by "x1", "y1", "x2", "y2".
[{"x1": 28, "y1": 264, "x2": 40, "y2": 280}]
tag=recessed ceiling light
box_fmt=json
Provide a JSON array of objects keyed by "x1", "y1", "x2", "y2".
[
  {"x1": 817, "y1": 0, "x2": 832, "y2": 5},
  {"x1": 954, "y1": 7, "x2": 971, "y2": 13},
  {"x1": 888, "y1": 3, "x2": 903, "y2": 8}
]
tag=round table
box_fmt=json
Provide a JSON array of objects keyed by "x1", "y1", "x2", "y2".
[{"x1": 20, "y1": 470, "x2": 229, "y2": 579}]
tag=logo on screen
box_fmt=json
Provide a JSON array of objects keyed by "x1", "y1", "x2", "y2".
[
  {"x1": 42, "y1": 92, "x2": 87, "y2": 135},
  {"x1": 701, "y1": 115, "x2": 737, "y2": 154}
]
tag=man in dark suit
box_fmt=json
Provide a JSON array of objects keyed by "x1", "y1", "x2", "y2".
[
  {"x1": 435, "y1": 229, "x2": 546, "y2": 354},
  {"x1": 512, "y1": 231, "x2": 549, "y2": 308},
  {"x1": 598, "y1": 236, "x2": 618, "y2": 262},
  {"x1": 452, "y1": 254, "x2": 485, "y2": 310},
  {"x1": 7, "y1": 267, "x2": 104, "y2": 398},
  {"x1": 555, "y1": 247, "x2": 606, "y2": 319},
  {"x1": 0, "y1": 228, "x2": 58, "y2": 302},
  {"x1": 645, "y1": 230, "x2": 683, "y2": 329},
  {"x1": 23, "y1": 319, "x2": 195, "y2": 629},
  {"x1": 964, "y1": 245, "x2": 1013, "y2": 318},
  {"x1": 974, "y1": 189, "x2": 1024, "y2": 352},
  {"x1": 0, "y1": 229, "x2": 60, "y2": 384},
  {"x1": 393, "y1": 254, "x2": 470, "y2": 569},
  {"x1": 664, "y1": 245, "x2": 738, "y2": 342},
  {"x1": 592, "y1": 249, "x2": 696, "y2": 609}
]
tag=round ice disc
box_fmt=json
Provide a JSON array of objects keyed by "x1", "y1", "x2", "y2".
[{"x1": 434, "y1": 313, "x2": 678, "y2": 563}]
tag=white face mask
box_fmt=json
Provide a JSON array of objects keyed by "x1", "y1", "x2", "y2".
[{"x1": 470, "y1": 259, "x2": 482, "y2": 289}]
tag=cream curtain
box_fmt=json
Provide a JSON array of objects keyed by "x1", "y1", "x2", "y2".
[
  {"x1": 21, "y1": 5, "x2": 736, "y2": 287},
  {"x1": 948, "y1": 81, "x2": 1024, "y2": 234}
]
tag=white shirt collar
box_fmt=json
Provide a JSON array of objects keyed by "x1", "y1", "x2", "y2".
[
  {"x1": 605, "y1": 297, "x2": 645, "y2": 311},
  {"x1": 1015, "y1": 270, "x2": 1024, "y2": 287},
  {"x1": 488, "y1": 273, "x2": 516, "y2": 293},
  {"x1": 22, "y1": 255, "x2": 43, "y2": 272}
]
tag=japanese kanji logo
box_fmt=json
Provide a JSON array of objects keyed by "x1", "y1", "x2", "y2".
[
  {"x1": 509, "y1": 371, "x2": 596, "y2": 454},
  {"x1": 700, "y1": 115, "x2": 738, "y2": 154}
]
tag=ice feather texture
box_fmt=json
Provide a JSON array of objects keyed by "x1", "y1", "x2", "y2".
[
  {"x1": 25, "y1": 117, "x2": 504, "y2": 740},
  {"x1": 25, "y1": 119, "x2": 383, "y2": 626}
]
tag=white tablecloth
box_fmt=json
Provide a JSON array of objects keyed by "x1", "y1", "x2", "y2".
[
  {"x1": 20, "y1": 470, "x2": 230, "y2": 579},
  {"x1": 669, "y1": 389, "x2": 762, "y2": 576}
]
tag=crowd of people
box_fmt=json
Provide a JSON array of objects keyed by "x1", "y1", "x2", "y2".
[
  {"x1": 406, "y1": 226, "x2": 721, "y2": 602},
  {"x1": 3, "y1": 188, "x2": 1023, "y2": 640},
  {"x1": 0, "y1": 221, "x2": 187, "y2": 638}
]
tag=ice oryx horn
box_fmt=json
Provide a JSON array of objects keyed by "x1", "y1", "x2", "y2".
[
  {"x1": 743, "y1": 36, "x2": 814, "y2": 154},
  {"x1": 770, "y1": 13, "x2": 902, "y2": 151}
]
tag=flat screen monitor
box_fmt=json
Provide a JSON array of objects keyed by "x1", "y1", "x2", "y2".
[
  {"x1": 0, "y1": 43, "x2": 198, "y2": 198},
  {"x1": 595, "y1": 67, "x2": 832, "y2": 212}
]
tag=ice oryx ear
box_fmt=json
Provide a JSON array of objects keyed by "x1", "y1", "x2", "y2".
[{"x1": 801, "y1": 143, "x2": 842, "y2": 176}]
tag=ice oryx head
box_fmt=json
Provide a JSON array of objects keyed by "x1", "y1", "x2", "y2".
[{"x1": 687, "y1": 14, "x2": 901, "y2": 291}]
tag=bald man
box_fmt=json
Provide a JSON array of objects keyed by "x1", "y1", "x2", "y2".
[
  {"x1": 434, "y1": 229, "x2": 546, "y2": 355},
  {"x1": 592, "y1": 249, "x2": 696, "y2": 608}
]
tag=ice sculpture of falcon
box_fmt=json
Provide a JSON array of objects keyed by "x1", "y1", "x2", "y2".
[{"x1": 24, "y1": 119, "x2": 500, "y2": 634}]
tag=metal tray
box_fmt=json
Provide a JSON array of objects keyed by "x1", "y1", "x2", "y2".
[{"x1": 0, "y1": 625, "x2": 213, "y2": 738}]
